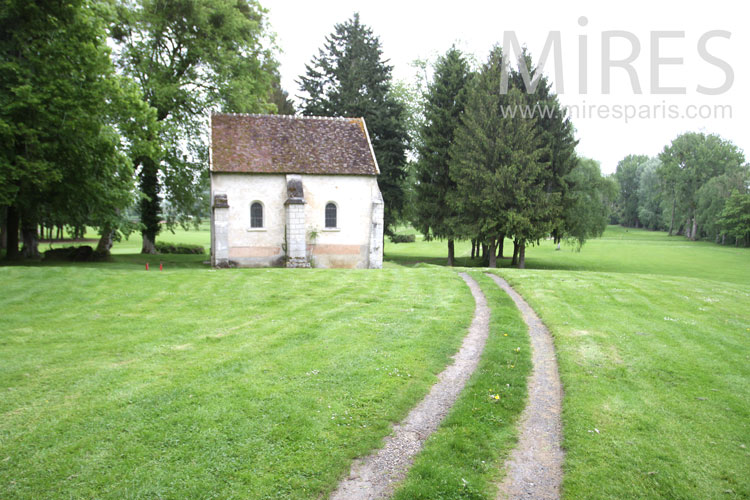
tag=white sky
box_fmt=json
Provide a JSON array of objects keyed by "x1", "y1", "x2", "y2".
[{"x1": 265, "y1": 0, "x2": 749, "y2": 174}]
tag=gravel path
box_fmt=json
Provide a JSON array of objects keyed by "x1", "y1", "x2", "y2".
[
  {"x1": 329, "y1": 273, "x2": 490, "y2": 500},
  {"x1": 487, "y1": 274, "x2": 564, "y2": 500}
]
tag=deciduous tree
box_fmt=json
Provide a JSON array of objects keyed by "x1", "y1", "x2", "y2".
[
  {"x1": 614, "y1": 154, "x2": 649, "y2": 228},
  {"x1": 1, "y1": 0, "x2": 140, "y2": 259},
  {"x1": 111, "y1": 0, "x2": 278, "y2": 253},
  {"x1": 659, "y1": 133, "x2": 745, "y2": 240},
  {"x1": 719, "y1": 191, "x2": 750, "y2": 246},
  {"x1": 561, "y1": 158, "x2": 617, "y2": 249}
]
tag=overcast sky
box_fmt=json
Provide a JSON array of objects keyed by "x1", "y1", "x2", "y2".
[{"x1": 265, "y1": 0, "x2": 748, "y2": 174}]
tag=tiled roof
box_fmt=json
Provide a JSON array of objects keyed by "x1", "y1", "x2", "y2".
[{"x1": 211, "y1": 113, "x2": 379, "y2": 176}]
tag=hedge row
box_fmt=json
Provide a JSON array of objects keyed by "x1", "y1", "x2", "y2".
[{"x1": 154, "y1": 242, "x2": 206, "y2": 254}]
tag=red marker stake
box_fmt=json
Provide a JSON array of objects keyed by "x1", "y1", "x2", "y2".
[
  {"x1": 145, "y1": 262, "x2": 149, "y2": 271},
  {"x1": 159, "y1": 262, "x2": 163, "y2": 271}
]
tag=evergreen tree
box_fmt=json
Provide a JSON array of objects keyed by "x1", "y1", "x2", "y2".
[
  {"x1": 111, "y1": 0, "x2": 278, "y2": 253},
  {"x1": 413, "y1": 47, "x2": 472, "y2": 266},
  {"x1": 450, "y1": 48, "x2": 550, "y2": 268},
  {"x1": 269, "y1": 74, "x2": 296, "y2": 115},
  {"x1": 509, "y1": 51, "x2": 579, "y2": 248},
  {"x1": 298, "y1": 13, "x2": 408, "y2": 234}
]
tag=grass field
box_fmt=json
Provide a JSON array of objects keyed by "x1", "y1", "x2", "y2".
[
  {"x1": 491, "y1": 269, "x2": 750, "y2": 499},
  {"x1": 2, "y1": 224, "x2": 748, "y2": 498},
  {"x1": 0, "y1": 266, "x2": 478, "y2": 498},
  {"x1": 389, "y1": 226, "x2": 749, "y2": 498},
  {"x1": 386, "y1": 225, "x2": 750, "y2": 285}
]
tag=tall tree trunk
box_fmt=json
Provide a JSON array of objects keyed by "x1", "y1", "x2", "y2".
[
  {"x1": 20, "y1": 216, "x2": 39, "y2": 258},
  {"x1": 140, "y1": 156, "x2": 160, "y2": 254},
  {"x1": 511, "y1": 239, "x2": 519, "y2": 266},
  {"x1": 96, "y1": 229, "x2": 114, "y2": 254},
  {"x1": 481, "y1": 242, "x2": 488, "y2": 259},
  {"x1": 470, "y1": 239, "x2": 476, "y2": 259},
  {"x1": 487, "y1": 239, "x2": 497, "y2": 268},
  {"x1": 447, "y1": 239, "x2": 455, "y2": 267},
  {"x1": 497, "y1": 233, "x2": 504, "y2": 259},
  {"x1": 0, "y1": 206, "x2": 6, "y2": 250},
  {"x1": 5, "y1": 205, "x2": 20, "y2": 259},
  {"x1": 518, "y1": 241, "x2": 526, "y2": 269},
  {"x1": 668, "y1": 196, "x2": 676, "y2": 236},
  {"x1": 690, "y1": 215, "x2": 698, "y2": 241}
]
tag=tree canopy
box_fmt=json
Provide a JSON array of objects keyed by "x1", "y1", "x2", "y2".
[
  {"x1": 562, "y1": 158, "x2": 618, "y2": 248},
  {"x1": 111, "y1": 0, "x2": 279, "y2": 252},
  {"x1": 412, "y1": 46, "x2": 472, "y2": 265},
  {"x1": 0, "y1": 0, "x2": 146, "y2": 258},
  {"x1": 610, "y1": 133, "x2": 748, "y2": 245},
  {"x1": 449, "y1": 48, "x2": 553, "y2": 268}
]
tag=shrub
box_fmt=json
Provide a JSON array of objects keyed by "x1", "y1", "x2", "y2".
[
  {"x1": 44, "y1": 246, "x2": 108, "y2": 262},
  {"x1": 389, "y1": 234, "x2": 416, "y2": 243},
  {"x1": 154, "y1": 242, "x2": 206, "y2": 254}
]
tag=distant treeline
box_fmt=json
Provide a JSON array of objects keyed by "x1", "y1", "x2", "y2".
[{"x1": 610, "y1": 134, "x2": 750, "y2": 246}]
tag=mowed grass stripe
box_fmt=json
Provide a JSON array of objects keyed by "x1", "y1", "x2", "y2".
[
  {"x1": 0, "y1": 267, "x2": 474, "y2": 499},
  {"x1": 495, "y1": 270, "x2": 750, "y2": 500}
]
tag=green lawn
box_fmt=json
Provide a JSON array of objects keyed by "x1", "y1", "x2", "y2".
[
  {"x1": 2, "y1": 224, "x2": 748, "y2": 498},
  {"x1": 0, "y1": 266, "x2": 479, "y2": 498},
  {"x1": 389, "y1": 225, "x2": 749, "y2": 498},
  {"x1": 491, "y1": 270, "x2": 749, "y2": 499},
  {"x1": 386, "y1": 225, "x2": 750, "y2": 285}
]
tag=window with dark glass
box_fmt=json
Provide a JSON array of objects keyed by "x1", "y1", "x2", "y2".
[
  {"x1": 250, "y1": 202, "x2": 263, "y2": 228},
  {"x1": 325, "y1": 203, "x2": 337, "y2": 228}
]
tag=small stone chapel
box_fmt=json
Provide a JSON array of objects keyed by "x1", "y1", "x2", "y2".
[{"x1": 210, "y1": 113, "x2": 384, "y2": 268}]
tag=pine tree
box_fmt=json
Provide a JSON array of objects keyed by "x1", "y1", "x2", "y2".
[
  {"x1": 298, "y1": 13, "x2": 408, "y2": 234},
  {"x1": 450, "y1": 47, "x2": 558, "y2": 268},
  {"x1": 413, "y1": 47, "x2": 472, "y2": 266},
  {"x1": 450, "y1": 48, "x2": 551, "y2": 268},
  {"x1": 509, "y1": 50, "x2": 579, "y2": 248}
]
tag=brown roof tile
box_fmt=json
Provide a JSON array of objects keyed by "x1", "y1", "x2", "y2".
[{"x1": 211, "y1": 113, "x2": 379, "y2": 175}]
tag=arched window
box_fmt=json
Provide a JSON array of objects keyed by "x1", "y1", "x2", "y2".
[
  {"x1": 325, "y1": 202, "x2": 337, "y2": 228},
  {"x1": 250, "y1": 202, "x2": 264, "y2": 228}
]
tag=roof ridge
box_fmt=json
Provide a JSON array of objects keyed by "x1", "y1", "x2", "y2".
[{"x1": 211, "y1": 112, "x2": 362, "y2": 121}]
